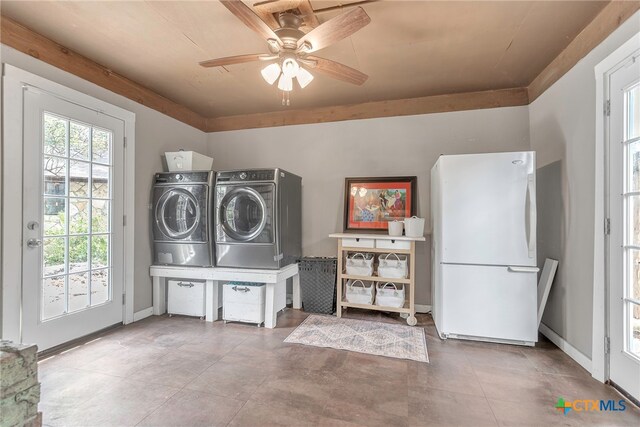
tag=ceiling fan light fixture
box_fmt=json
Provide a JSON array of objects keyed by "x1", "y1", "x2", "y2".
[
  {"x1": 261, "y1": 63, "x2": 281, "y2": 85},
  {"x1": 281, "y1": 57, "x2": 300, "y2": 79},
  {"x1": 277, "y1": 74, "x2": 293, "y2": 92},
  {"x1": 296, "y1": 67, "x2": 314, "y2": 89}
]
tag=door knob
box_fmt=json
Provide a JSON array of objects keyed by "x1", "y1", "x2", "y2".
[{"x1": 27, "y1": 238, "x2": 42, "y2": 248}]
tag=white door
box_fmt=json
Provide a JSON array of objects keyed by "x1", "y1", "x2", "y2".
[
  {"x1": 608, "y1": 53, "x2": 640, "y2": 401},
  {"x1": 440, "y1": 151, "x2": 536, "y2": 266},
  {"x1": 22, "y1": 87, "x2": 125, "y2": 351}
]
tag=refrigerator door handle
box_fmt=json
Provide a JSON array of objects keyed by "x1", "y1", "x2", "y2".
[
  {"x1": 507, "y1": 266, "x2": 540, "y2": 273},
  {"x1": 525, "y1": 173, "x2": 536, "y2": 258}
]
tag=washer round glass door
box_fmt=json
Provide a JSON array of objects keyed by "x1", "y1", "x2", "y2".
[
  {"x1": 220, "y1": 187, "x2": 267, "y2": 241},
  {"x1": 156, "y1": 188, "x2": 201, "y2": 239}
]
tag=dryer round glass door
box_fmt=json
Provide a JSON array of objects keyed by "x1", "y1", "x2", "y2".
[
  {"x1": 156, "y1": 188, "x2": 202, "y2": 239},
  {"x1": 220, "y1": 187, "x2": 267, "y2": 241}
]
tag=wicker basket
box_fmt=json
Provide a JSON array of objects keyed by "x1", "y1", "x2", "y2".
[{"x1": 298, "y1": 257, "x2": 337, "y2": 314}]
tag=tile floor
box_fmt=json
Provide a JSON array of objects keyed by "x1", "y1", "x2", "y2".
[{"x1": 37, "y1": 309, "x2": 640, "y2": 426}]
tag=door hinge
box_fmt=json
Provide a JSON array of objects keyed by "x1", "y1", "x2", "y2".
[
  {"x1": 123, "y1": 137, "x2": 127, "y2": 149},
  {"x1": 604, "y1": 336, "x2": 610, "y2": 354},
  {"x1": 123, "y1": 215, "x2": 127, "y2": 226},
  {"x1": 605, "y1": 100, "x2": 610, "y2": 117},
  {"x1": 605, "y1": 218, "x2": 610, "y2": 235}
]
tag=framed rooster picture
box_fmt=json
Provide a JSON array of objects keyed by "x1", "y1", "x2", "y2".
[{"x1": 343, "y1": 176, "x2": 417, "y2": 232}]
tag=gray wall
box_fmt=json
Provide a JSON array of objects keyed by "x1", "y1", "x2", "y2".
[
  {"x1": 0, "y1": 45, "x2": 208, "y2": 314},
  {"x1": 207, "y1": 107, "x2": 531, "y2": 306},
  {"x1": 528, "y1": 12, "x2": 640, "y2": 358}
]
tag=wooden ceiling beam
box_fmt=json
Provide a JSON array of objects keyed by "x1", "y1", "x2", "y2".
[
  {"x1": 205, "y1": 88, "x2": 529, "y2": 132},
  {"x1": 0, "y1": 15, "x2": 208, "y2": 131},
  {"x1": 528, "y1": 0, "x2": 640, "y2": 102}
]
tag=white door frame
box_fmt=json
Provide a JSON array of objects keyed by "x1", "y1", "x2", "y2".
[
  {"x1": 593, "y1": 33, "x2": 640, "y2": 383},
  {"x1": 1, "y1": 64, "x2": 136, "y2": 343}
]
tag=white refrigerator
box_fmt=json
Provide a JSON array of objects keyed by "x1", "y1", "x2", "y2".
[{"x1": 431, "y1": 151, "x2": 539, "y2": 346}]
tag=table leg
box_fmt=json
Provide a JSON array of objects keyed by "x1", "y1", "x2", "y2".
[
  {"x1": 152, "y1": 276, "x2": 166, "y2": 316},
  {"x1": 206, "y1": 280, "x2": 219, "y2": 322},
  {"x1": 292, "y1": 273, "x2": 301, "y2": 310},
  {"x1": 264, "y1": 282, "x2": 277, "y2": 328}
]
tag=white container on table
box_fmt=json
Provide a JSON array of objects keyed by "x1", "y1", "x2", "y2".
[
  {"x1": 404, "y1": 216, "x2": 425, "y2": 237},
  {"x1": 165, "y1": 150, "x2": 213, "y2": 171},
  {"x1": 223, "y1": 282, "x2": 265, "y2": 325},
  {"x1": 345, "y1": 279, "x2": 375, "y2": 305},
  {"x1": 388, "y1": 220, "x2": 404, "y2": 237},
  {"x1": 167, "y1": 280, "x2": 206, "y2": 318}
]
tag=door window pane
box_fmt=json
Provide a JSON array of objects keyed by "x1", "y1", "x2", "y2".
[
  {"x1": 92, "y1": 165, "x2": 110, "y2": 199},
  {"x1": 67, "y1": 272, "x2": 89, "y2": 313},
  {"x1": 69, "y1": 122, "x2": 90, "y2": 160},
  {"x1": 42, "y1": 275, "x2": 66, "y2": 320},
  {"x1": 40, "y1": 112, "x2": 114, "y2": 320},
  {"x1": 631, "y1": 250, "x2": 640, "y2": 301},
  {"x1": 44, "y1": 198, "x2": 66, "y2": 235},
  {"x1": 69, "y1": 161, "x2": 90, "y2": 197},
  {"x1": 44, "y1": 114, "x2": 67, "y2": 157},
  {"x1": 69, "y1": 199, "x2": 89, "y2": 234},
  {"x1": 44, "y1": 156, "x2": 67, "y2": 196},
  {"x1": 630, "y1": 303, "x2": 640, "y2": 357},
  {"x1": 92, "y1": 128, "x2": 111, "y2": 164},
  {"x1": 91, "y1": 235, "x2": 109, "y2": 269},
  {"x1": 69, "y1": 236, "x2": 89, "y2": 273},
  {"x1": 629, "y1": 141, "x2": 640, "y2": 192},
  {"x1": 91, "y1": 269, "x2": 109, "y2": 306},
  {"x1": 43, "y1": 237, "x2": 66, "y2": 276},
  {"x1": 92, "y1": 200, "x2": 109, "y2": 233},
  {"x1": 629, "y1": 196, "x2": 640, "y2": 246}
]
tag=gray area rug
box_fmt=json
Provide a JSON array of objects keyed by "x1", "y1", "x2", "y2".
[{"x1": 284, "y1": 315, "x2": 429, "y2": 362}]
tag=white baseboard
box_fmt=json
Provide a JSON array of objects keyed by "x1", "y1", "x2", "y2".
[
  {"x1": 539, "y1": 323, "x2": 592, "y2": 373},
  {"x1": 133, "y1": 307, "x2": 154, "y2": 322},
  {"x1": 415, "y1": 304, "x2": 432, "y2": 314}
]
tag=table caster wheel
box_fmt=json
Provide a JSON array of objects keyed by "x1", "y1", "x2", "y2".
[
  {"x1": 406, "y1": 316, "x2": 417, "y2": 326},
  {"x1": 400, "y1": 313, "x2": 409, "y2": 319},
  {"x1": 168, "y1": 314, "x2": 173, "y2": 318},
  {"x1": 200, "y1": 316, "x2": 204, "y2": 320}
]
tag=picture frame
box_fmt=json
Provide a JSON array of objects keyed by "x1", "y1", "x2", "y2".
[{"x1": 343, "y1": 176, "x2": 417, "y2": 232}]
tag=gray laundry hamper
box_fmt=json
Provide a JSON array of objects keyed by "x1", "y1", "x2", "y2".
[{"x1": 297, "y1": 257, "x2": 337, "y2": 314}]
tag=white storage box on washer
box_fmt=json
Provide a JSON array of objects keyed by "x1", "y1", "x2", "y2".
[
  {"x1": 167, "y1": 280, "x2": 206, "y2": 318},
  {"x1": 165, "y1": 150, "x2": 213, "y2": 171},
  {"x1": 223, "y1": 282, "x2": 265, "y2": 325}
]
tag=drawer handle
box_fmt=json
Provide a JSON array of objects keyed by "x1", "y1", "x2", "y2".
[
  {"x1": 177, "y1": 282, "x2": 194, "y2": 288},
  {"x1": 232, "y1": 286, "x2": 251, "y2": 292}
]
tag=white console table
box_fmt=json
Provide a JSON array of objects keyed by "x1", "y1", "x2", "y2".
[{"x1": 149, "y1": 263, "x2": 300, "y2": 328}]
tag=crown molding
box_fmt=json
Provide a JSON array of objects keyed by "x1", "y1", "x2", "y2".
[
  {"x1": 528, "y1": 0, "x2": 640, "y2": 102},
  {"x1": 205, "y1": 88, "x2": 529, "y2": 132},
  {"x1": 0, "y1": 15, "x2": 208, "y2": 131}
]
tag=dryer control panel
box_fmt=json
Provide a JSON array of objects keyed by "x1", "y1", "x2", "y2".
[{"x1": 216, "y1": 169, "x2": 276, "y2": 183}]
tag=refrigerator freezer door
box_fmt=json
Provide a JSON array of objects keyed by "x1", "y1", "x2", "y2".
[
  {"x1": 440, "y1": 263, "x2": 538, "y2": 343},
  {"x1": 439, "y1": 151, "x2": 536, "y2": 266}
]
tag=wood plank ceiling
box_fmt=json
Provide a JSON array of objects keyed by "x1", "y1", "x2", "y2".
[{"x1": 1, "y1": 1, "x2": 636, "y2": 131}]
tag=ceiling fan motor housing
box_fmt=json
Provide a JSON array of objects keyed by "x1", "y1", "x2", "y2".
[{"x1": 275, "y1": 12, "x2": 305, "y2": 50}]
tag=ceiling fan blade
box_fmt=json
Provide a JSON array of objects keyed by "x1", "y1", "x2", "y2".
[
  {"x1": 199, "y1": 53, "x2": 276, "y2": 68},
  {"x1": 220, "y1": 0, "x2": 282, "y2": 46},
  {"x1": 297, "y1": 6, "x2": 370, "y2": 53},
  {"x1": 306, "y1": 56, "x2": 368, "y2": 86}
]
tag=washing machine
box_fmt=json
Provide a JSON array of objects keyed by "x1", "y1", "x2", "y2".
[
  {"x1": 215, "y1": 168, "x2": 301, "y2": 269},
  {"x1": 152, "y1": 171, "x2": 215, "y2": 266}
]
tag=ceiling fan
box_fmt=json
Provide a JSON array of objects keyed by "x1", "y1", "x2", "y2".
[{"x1": 199, "y1": 0, "x2": 371, "y2": 105}]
